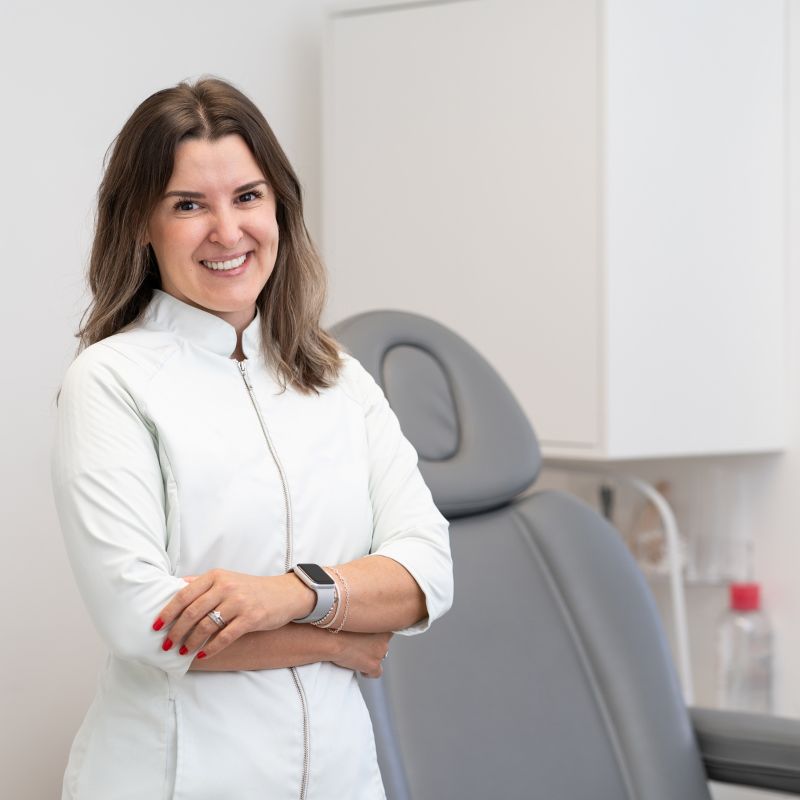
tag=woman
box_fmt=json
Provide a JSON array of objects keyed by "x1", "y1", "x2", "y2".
[{"x1": 51, "y1": 76, "x2": 453, "y2": 800}]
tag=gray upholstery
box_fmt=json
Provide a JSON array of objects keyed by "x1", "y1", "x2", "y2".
[
  {"x1": 691, "y1": 707, "x2": 800, "y2": 793},
  {"x1": 358, "y1": 674, "x2": 413, "y2": 800},
  {"x1": 333, "y1": 311, "x2": 541, "y2": 517},
  {"x1": 332, "y1": 309, "x2": 800, "y2": 799}
]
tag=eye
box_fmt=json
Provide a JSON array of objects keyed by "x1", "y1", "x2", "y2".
[
  {"x1": 173, "y1": 197, "x2": 199, "y2": 212},
  {"x1": 238, "y1": 189, "x2": 264, "y2": 204}
]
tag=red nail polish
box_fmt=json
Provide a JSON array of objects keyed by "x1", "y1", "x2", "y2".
[
  {"x1": 153, "y1": 618, "x2": 164, "y2": 631},
  {"x1": 179, "y1": 645, "x2": 188, "y2": 655},
  {"x1": 197, "y1": 651, "x2": 207, "y2": 659},
  {"x1": 162, "y1": 638, "x2": 173, "y2": 651}
]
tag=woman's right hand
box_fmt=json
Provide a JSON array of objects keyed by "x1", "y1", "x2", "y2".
[{"x1": 330, "y1": 631, "x2": 393, "y2": 678}]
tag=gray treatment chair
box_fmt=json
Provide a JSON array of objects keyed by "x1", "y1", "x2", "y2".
[{"x1": 331, "y1": 309, "x2": 800, "y2": 800}]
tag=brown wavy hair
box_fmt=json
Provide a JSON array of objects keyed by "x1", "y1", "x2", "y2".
[{"x1": 76, "y1": 75, "x2": 342, "y2": 394}]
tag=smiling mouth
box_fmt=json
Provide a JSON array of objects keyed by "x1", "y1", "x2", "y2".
[{"x1": 200, "y1": 252, "x2": 250, "y2": 271}]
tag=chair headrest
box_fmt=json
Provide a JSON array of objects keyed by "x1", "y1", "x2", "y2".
[{"x1": 331, "y1": 310, "x2": 541, "y2": 518}]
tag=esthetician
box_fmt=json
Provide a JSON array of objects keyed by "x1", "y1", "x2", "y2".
[{"x1": 51, "y1": 76, "x2": 453, "y2": 800}]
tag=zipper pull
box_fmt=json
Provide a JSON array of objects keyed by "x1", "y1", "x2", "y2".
[{"x1": 238, "y1": 359, "x2": 254, "y2": 389}]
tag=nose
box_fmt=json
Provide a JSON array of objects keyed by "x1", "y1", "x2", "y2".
[{"x1": 209, "y1": 206, "x2": 243, "y2": 249}]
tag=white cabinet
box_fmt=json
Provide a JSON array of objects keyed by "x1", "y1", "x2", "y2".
[{"x1": 322, "y1": 0, "x2": 785, "y2": 459}]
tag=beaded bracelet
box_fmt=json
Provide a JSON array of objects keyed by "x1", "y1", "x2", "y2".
[{"x1": 327, "y1": 567, "x2": 350, "y2": 635}]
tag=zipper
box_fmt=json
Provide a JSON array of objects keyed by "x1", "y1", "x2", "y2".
[
  {"x1": 237, "y1": 359, "x2": 294, "y2": 571},
  {"x1": 236, "y1": 358, "x2": 310, "y2": 800},
  {"x1": 290, "y1": 663, "x2": 311, "y2": 800}
]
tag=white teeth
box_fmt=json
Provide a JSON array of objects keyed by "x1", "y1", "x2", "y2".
[{"x1": 201, "y1": 254, "x2": 247, "y2": 271}]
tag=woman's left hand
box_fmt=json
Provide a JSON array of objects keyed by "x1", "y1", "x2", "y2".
[{"x1": 152, "y1": 569, "x2": 314, "y2": 659}]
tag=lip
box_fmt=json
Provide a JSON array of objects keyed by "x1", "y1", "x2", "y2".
[
  {"x1": 199, "y1": 250, "x2": 251, "y2": 264},
  {"x1": 199, "y1": 251, "x2": 252, "y2": 277}
]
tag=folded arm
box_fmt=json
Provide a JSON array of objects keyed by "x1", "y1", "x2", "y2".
[
  {"x1": 189, "y1": 623, "x2": 392, "y2": 677},
  {"x1": 158, "y1": 554, "x2": 424, "y2": 664}
]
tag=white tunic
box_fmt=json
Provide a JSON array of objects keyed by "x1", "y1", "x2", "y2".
[{"x1": 51, "y1": 289, "x2": 453, "y2": 800}]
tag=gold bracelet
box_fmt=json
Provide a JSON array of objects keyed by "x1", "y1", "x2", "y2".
[{"x1": 327, "y1": 567, "x2": 350, "y2": 634}]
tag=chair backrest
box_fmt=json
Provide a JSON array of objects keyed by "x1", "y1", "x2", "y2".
[{"x1": 333, "y1": 310, "x2": 711, "y2": 800}]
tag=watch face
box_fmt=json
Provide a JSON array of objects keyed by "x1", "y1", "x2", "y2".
[{"x1": 296, "y1": 563, "x2": 335, "y2": 586}]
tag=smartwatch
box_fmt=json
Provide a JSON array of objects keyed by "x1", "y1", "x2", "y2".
[{"x1": 291, "y1": 563, "x2": 337, "y2": 624}]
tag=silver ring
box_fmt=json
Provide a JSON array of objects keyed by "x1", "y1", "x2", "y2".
[
  {"x1": 382, "y1": 650, "x2": 389, "y2": 661},
  {"x1": 207, "y1": 609, "x2": 226, "y2": 629}
]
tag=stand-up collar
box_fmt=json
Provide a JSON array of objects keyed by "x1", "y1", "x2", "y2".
[{"x1": 142, "y1": 289, "x2": 263, "y2": 358}]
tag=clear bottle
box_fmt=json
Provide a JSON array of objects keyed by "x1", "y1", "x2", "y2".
[{"x1": 716, "y1": 582, "x2": 773, "y2": 714}]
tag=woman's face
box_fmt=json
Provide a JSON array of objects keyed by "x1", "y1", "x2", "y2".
[{"x1": 145, "y1": 134, "x2": 280, "y2": 331}]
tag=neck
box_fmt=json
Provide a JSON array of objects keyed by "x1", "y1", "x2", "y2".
[
  {"x1": 213, "y1": 305, "x2": 256, "y2": 337},
  {"x1": 230, "y1": 334, "x2": 246, "y2": 361}
]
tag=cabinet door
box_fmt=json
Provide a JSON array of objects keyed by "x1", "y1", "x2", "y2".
[
  {"x1": 602, "y1": 0, "x2": 785, "y2": 459},
  {"x1": 324, "y1": 0, "x2": 602, "y2": 449}
]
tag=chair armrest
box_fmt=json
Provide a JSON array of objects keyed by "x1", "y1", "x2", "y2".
[{"x1": 690, "y1": 706, "x2": 800, "y2": 795}]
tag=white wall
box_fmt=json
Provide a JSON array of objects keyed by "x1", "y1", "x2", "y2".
[
  {"x1": 2, "y1": 1, "x2": 799, "y2": 799},
  {"x1": 0, "y1": 2, "x2": 327, "y2": 797}
]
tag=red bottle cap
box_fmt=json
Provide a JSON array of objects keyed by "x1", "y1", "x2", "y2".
[{"x1": 730, "y1": 582, "x2": 761, "y2": 611}]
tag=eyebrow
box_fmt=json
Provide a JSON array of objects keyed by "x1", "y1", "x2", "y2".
[{"x1": 162, "y1": 179, "x2": 268, "y2": 199}]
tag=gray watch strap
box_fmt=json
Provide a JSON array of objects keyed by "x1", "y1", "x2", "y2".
[{"x1": 291, "y1": 566, "x2": 337, "y2": 624}]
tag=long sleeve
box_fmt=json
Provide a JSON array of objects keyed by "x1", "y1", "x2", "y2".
[
  {"x1": 342, "y1": 354, "x2": 454, "y2": 635},
  {"x1": 51, "y1": 344, "x2": 192, "y2": 678}
]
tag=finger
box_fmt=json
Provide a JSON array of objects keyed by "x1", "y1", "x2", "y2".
[
  {"x1": 363, "y1": 656, "x2": 383, "y2": 679},
  {"x1": 154, "y1": 570, "x2": 216, "y2": 630},
  {"x1": 180, "y1": 604, "x2": 234, "y2": 654},
  {"x1": 192, "y1": 618, "x2": 247, "y2": 660},
  {"x1": 167, "y1": 591, "x2": 226, "y2": 651},
  {"x1": 363, "y1": 664, "x2": 382, "y2": 679}
]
